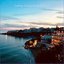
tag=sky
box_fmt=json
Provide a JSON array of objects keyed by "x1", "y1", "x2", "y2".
[{"x1": 0, "y1": 0, "x2": 64, "y2": 31}]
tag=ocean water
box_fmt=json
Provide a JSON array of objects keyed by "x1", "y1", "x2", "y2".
[{"x1": 0, "y1": 35, "x2": 35, "y2": 64}]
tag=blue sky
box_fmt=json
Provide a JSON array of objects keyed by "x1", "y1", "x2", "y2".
[{"x1": 0, "y1": 0, "x2": 64, "y2": 30}]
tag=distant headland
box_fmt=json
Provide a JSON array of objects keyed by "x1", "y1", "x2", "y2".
[{"x1": 1, "y1": 26, "x2": 64, "y2": 37}]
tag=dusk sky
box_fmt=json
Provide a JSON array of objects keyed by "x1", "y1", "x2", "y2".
[{"x1": 0, "y1": 0, "x2": 64, "y2": 30}]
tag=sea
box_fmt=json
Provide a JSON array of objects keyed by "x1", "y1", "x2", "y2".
[{"x1": 0, "y1": 30, "x2": 35, "y2": 64}]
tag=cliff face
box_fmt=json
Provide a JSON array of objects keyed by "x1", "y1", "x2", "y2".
[{"x1": 24, "y1": 35, "x2": 64, "y2": 63}]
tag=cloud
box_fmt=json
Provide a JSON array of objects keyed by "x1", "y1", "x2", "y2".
[
  {"x1": 4, "y1": 24, "x2": 29, "y2": 28},
  {"x1": 0, "y1": 23, "x2": 30, "y2": 30},
  {"x1": 41, "y1": 8, "x2": 61, "y2": 12},
  {"x1": 18, "y1": 21, "x2": 64, "y2": 28},
  {"x1": 28, "y1": 22, "x2": 55, "y2": 26},
  {"x1": 15, "y1": 3, "x2": 63, "y2": 12},
  {"x1": 57, "y1": 11, "x2": 64, "y2": 14},
  {"x1": 18, "y1": 11, "x2": 63, "y2": 24},
  {"x1": 0, "y1": 10, "x2": 64, "y2": 30},
  {"x1": 0, "y1": 16, "x2": 19, "y2": 21},
  {"x1": 57, "y1": 16, "x2": 64, "y2": 19}
]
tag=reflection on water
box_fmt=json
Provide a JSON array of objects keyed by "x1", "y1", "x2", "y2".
[{"x1": 0, "y1": 35, "x2": 35, "y2": 64}]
